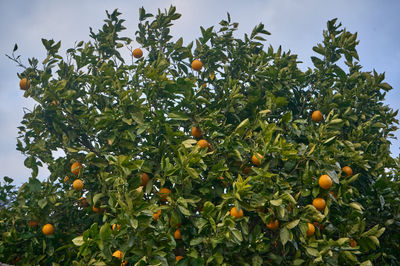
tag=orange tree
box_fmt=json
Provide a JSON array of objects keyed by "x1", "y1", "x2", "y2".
[{"x1": 1, "y1": 6, "x2": 400, "y2": 265}]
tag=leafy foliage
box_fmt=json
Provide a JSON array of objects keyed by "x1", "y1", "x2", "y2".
[{"x1": 1, "y1": 6, "x2": 399, "y2": 265}]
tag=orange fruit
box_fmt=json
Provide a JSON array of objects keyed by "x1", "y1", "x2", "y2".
[
  {"x1": 306, "y1": 223, "x2": 315, "y2": 237},
  {"x1": 176, "y1": 255, "x2": 184, "y2": 261},
  {"x1": 153, "y1": 209, "x2": 162, "y2": 220},
  {"x1": 141, "y1": 173, "x2": 150, "y2": 186},
  {"x1": 112, "y1": 250, "x2": 124, "y2": 259},
  {"x1": 78, "y1": 197, "x2": 89, "y2": 207},
  {"x1": 342, "y1": 166, "x2": 353, "y2": 177},
  {"x1": 242, "y1": 166, "x2": 252, "y2": 175},
  {"x1": 313, "y1": 221, "x2": 324, "y2": 231},
  {"x1": 210, "y1": 73, "x2": 215, "y2": 80},
  {"x1": 28, "y1": 220, "x2": 38, "y2": 227},
  {"x1": 50, "y1": 100, "x2": 57, "y2": 106},
  {"x1": 71, "y1": 162, "x2": 83, "y2": 175},
  {"x1": 93, "y1": 205, "x2": 105, "y2": 213},
  {"x1": 318, "y1": 174, "x2": 332, "y2": 189},
  {"x1": 121, "y1": 261, "x2": 128, "y2": 266},
  {"x1": 191, "y1": 126, "x2": 203, "y2": 138},
  {"x1": 112, "y1": 224, "x2": 121, "y2": 231},
  {"x1": 42, "y1": 224, "x2": 54, "y2": 235},
  {"x1": 251, "y1": 153, "x2": 263, "y2": 166},
  {"x1": 230, "y1": 206, "x2": 244, "y2": 219},
  {"x1": 72, "y1": 179, "x2": 84, "y2": 191},
  {"x1": 191, "y1": 59, "x2": 203, "y2": 71},
  {"x1": 159, "y1": 188, "x2": 171, "y2": 202},
  {"x1": 174, "y1": 229, "x2": 182, "y2": 239},
  {"x1": 266, "y1": 219, "x2": 279, "y2": 230},
  {"x1": 350, "y1": 238, "x2": 357, "y2": 247},
  {"x1": 312, "y1": 198, "x2": 326, "y2": 211},
  {"x1": 19, "y1": 78, "x2": 30, "y2": 90},
  {"x1": 197, "y1": 139, "x2": 209, "y2": 148},
  {"x1": 312, "y1": 110, "x2": 323, "y2": 122},
  {"x1": 132, "y1": 48, "x2": 143, "y2": 58},
  {"x1": 63, "y1": 176, "x2": 69, "y2": 182}
]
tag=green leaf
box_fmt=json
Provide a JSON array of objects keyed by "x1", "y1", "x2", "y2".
[
  {"x1": 72, "y1": 236, "x2": 84, "y2": 246},
  {"x1": 270, "y1": 199, "x2": 282, "y2": 206},
  {"x1": 280, "y1": 227, "x2": 290, "y2": 246},
  {"x1": 38, "y1": 198, "x2": 47, "y2": 209},
  {"x1": 286, "y1": 219, "x2": 299, "y2": 229}
]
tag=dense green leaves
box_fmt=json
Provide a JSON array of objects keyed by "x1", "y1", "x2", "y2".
[{"x1": 1, "y1": 6, "x2": 399, "y2": 266}]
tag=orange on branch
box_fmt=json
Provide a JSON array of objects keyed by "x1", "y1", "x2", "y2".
[
  {"x1": 132, "y1": 48, "x2": 143, "y2": 58},
  {"x1": 112, "y1": 224, "x2": 121, "y2": 231},
  {"x1": 71, "y1": 162, "x2": 83, "y2": 175},
  {"x1": 141, "y1": 172, "x2": 150, "y2": 186},
  {"x1": 72, "y1": 179, "x2": 83, "y2": 191},
  {"x1": 306, "y1": 223, "x2": 315, "y2": 237},
  {"x1": 112, "y1": 250, "x2": 124, "y2": 259},
  {"x1": 251, "y1": 153, "x2": 263, "y2": 166},
  {"x1": 174, "y1": 229, "x2": 182, "y2": 239},
  {"x1": 230, "y1": 206, "x2": 244, "y2": 218},
  {"x1": 28, "y1": 220, "x2": 38, "y2": 227},
  {"x1": 312, "y1": 198, "x2": 326, "y2": 211},
  {"x1": 19, "y1": 78, "x2": 30, "y2": 90},
  {"x1": 266, "y1": 219, "x2": 279, "y2": 230},
  {"x1": 342, "y1": 166, "x2": 353, "y2": 177},
  {"x1": 197, "y1": 139, "x2": 209, "y2": 148},
  {"x1": 42, "y1": 224, "x2": 54, "y2": 235},
  {"x1": 153, "y1": 209, "x2": 162, "y2": 220},
  {"x1": 191, "y1": 126, "x2": 203, "y2": 138},
  {"x1": 350, "y1": 238, "x2": 357, "y2": 247},
  {"x1": 176, "y1": 255, "x2": 184, "y2": 261},
  {"x1": 312, "y1": 110, "x2": 323, "y2": 122},
  {"x1": 159, "y1": 188, "x2": 171, "y2": 202},
  {"x1": 318, "y1": 174, "x2": 332, "y2": 189},
  {"x1": 191, "y1": 59, "x2": 203, "y2": 71}
]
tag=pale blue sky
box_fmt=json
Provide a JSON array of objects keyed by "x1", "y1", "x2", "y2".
[{"x1": 1, "y1": 0, "x2": 399, "y2": 185}]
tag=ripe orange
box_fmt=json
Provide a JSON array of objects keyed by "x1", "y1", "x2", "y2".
[
  {"x1": 93, "y1": 205, "x2": 105, "y2": 213},
  {"x1": 242, "y1": 166, "x2": 252, "y2": 175},
  {"x1": 72, "y1": 179, "x2": 84, "y2": 191},
  {"x1": 251, "y1": 153, "x2": 263, "y2": 166},
  {"x1": 19, "y1": 78, "x2": 30, "y2": 90},
  {"x1": 266, "y1": 219, "x2": 279, "y2": 230},
  {"x1": 342, "y1": 166, "x2": 353, "y2": 177},
  {"x1": 312, "y1": 198, "x2": 326, "y2": 211},
  {"x1": 112, "y1": 224, "x2": 121, "y2": 231},
  {"x1": 153, "y1": 209, "x2": 162, "y2": 220},
  {"x1": 71, "y1": 162, "x2": 83, "y2": 175},
  {"x1": 159, "y1": 188, "x2": 171, "y2": 202},
  {"x1": 350, "y1": 238, "x2": 357, "y2": 247},
  {"x1": 230, "y1": 206, "x2": 244, "y2": 219},
  {"x1": 121, "y1": 261, "x2": 128, "y2": 266},
  {"x1": 191, "y1": 59, "x2": 203, "y2": 71},
  {"x1": 28, "y1": 220, "x2": 38, "y2": 227},
  {"x1": 306, "y1": 223, "x2": 315, "y2": 237},
  {"x1": 112, "y1": 250, "x2": 124, "y2": 259},
  {"x1": 318, "y1": 174, "x2": 332, "y2": 189},
  {"x1": 141, "y1": 173, "x2": 150, "y2": 186},
  {"x1": 42, "y1": 224, "x2": 54, "y2": 235},
  {"x1": 210, "y1": 73, "x2": 215, "y2": 80},
  {"x1": 132, "y1": 48, "x2": 143, "y2": 58},
  {"x1": 312, "y1": 110, "x2": 323, "y2": 122},
  {"x1": 78, "y1": 197, "x2": 89, "y2": 207},
  {"x1": 63, "y1": 176, "x2": 69, "y2": 182},
  {"x1": 197, "y1": 139, "x2": 209, "y2": 148},
  {"x1": 176, "y1": 255, "x2": 184, "y2": 261},
  {"x1": 191, "y1": 126, "x2": 203, "y2": 139},
  {"x1": 174, "y1": 229, "x2": 182, "y2": 239}
]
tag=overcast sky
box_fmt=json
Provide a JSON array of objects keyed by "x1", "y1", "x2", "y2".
[{"x1": 1, "y1": 0, "x2": 399, "y2": 185}]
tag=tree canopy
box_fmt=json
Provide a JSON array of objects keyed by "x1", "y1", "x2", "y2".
[{"x1": 1, "y1": 6, "x2": 399, "y2": 266}]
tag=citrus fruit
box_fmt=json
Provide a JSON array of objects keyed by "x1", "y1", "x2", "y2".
[
  {"x1": 112, "y1": 250, "x2": 124, "y2": 259},
  {"x1": 72, "y1": 179, "x2": 83, "y2": 190},
  {"x1": 159, "y1": 188, "x2": 171, "y2": 202},
  {"x1": 197, "y1": 139, "x2": 209, "y2": 148},
  {"x1": 174, "y1": 229, "x2": 182, "y2": 239},
  {"x1": 71, "y1": 162, "x2": 82, "y2": 175},
  {"x1": 251, "y1": 153, "x2": 263, "y2": 166},
  {"x1": 350, "y1": 238, "x2": 357, "y2": 247},
  {"x1": 191, "y1": 126, "x2": 203, "y2": 138},
  {"x1": 153, "y1": 209, "x2": 162, "y2": 220},
  {"x1": 63, "y1": 176, "x2": 69, "y2": 182},
  {"x1": 312, "y1": 110, "x2": 323, "y2": 122},
  {"x1": 42, "y1": 224, "x2": 54, "y2": 235},
  {"x1": 266, "y1": 219, "x2": 279, "y2": 230},
  {"x1": 141, "y1": 173, "x2": 150, "y2": 186},
  {"x1": 306, "y1": 222, "x2": 315, "y2": 237},
  {"x1": 176, "y1": 255, "x2": 183, "y2": 261},
  {"x1": 28, "y1": 220, "x2": 38, "y2": 227},
  {"x1": 342, "y1": 166, "x2": 353, "y2": 177},
  {"x1": 312, "y1": 198, "x2": 326, "y2": 211},
  {"x1": 132, "y1": 48, "x2": 143, "y2": 58},
  {"x1": 318, "y1": 174, "x2": 332, "y2": 189},
  {"x1": 191, "y1": 59, "x2": 203, "y2": 71},
  {"x1": 230, "y1": 206, "x2": 244, "y2": 218},
  {"x1": 19, "y1": 78, "x2": 30, "y2": 90},
  {"x1": 112, "y1": 224, "x2": 121, "y2": 231}
]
